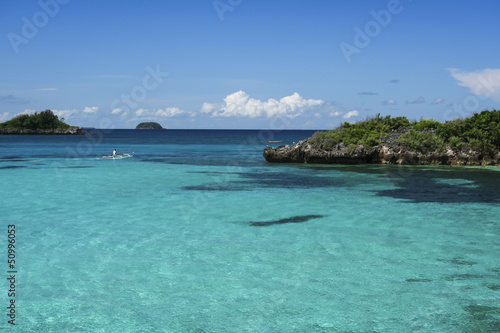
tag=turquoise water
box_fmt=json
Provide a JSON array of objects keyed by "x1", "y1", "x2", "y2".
[{"x1": 1, "y1": 129, "x2": 499, "y2": 332}]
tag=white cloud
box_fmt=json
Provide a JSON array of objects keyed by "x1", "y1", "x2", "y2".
[
  {"x1": 343, "y1": 110, "x2": 359, "y2": 119},
  {"x1": 112, "y1": 108, "x2": 128, "y2": 118},
  {"x1": 329, "y1": 111, "x2": 341, "y2": 117},
  {"x1": 134, "y1": 107, "x2": 190, "y2": 118},
  {"x1": 16, "y1": 109, "x2": 34, "y2": 116},
  {"x1": 448, "y1": 68, "x2": 500, "y2": 101},
  {"x1": 83, "y1": 106, "x2": 98, "y2": 113},
  {"x1": 201, "y1": 102, "x2": 217, "y2": 114},
  {"x1": 405, "y1": 96, "x2": 426, "y2": 104},
  {"x1": 52, "y1": 109, "x2": 78, "y2": 119},
  {"x1": 155, "y1": 107, "x2": 186, "y2": 117},
  {"x1": 382, "y1": 99, "x2": 397, "y2": 105},
  {"x1": 202, "y1": 91, "x2": 324, "y2": 118},
  {"x1": 0, "y1": 112, "x2": 10, "y2": 121},
  {"x1": 431, "y1": 98, "x2": 444, "y2": 105}
]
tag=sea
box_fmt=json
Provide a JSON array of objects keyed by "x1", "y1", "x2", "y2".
[{"x1": 0, "y1": 129, "x2": 499, "y2": 332}]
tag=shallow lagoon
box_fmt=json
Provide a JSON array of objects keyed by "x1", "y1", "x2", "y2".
[{"x1": 1, "y1": 130, "x2": 499, "y2": 332}]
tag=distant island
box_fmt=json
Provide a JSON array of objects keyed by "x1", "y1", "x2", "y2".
[
  {"x1": 136, "y1": 122, "x2": 164, "y2": 129},
  {"x1": 264, "y1": 110, "x2": 500, "y2": 166},
  {"x1": 0, "y1": 110, "x2": 85, "y2": 135}
]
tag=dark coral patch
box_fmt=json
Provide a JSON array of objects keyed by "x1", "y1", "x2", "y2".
[
  {"x1": 405, "y1": 278, "x2": 432, "y2": 282},
  {"x1": 249, "y1": 215, "x2": 326, "y2": 227}
]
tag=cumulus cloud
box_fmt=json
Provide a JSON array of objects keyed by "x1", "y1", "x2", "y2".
[
  {"x1": 155, "y1": 107, "x2": 187, "y2": 117},
  {"x1": 112, "y1": 108, "x2": 128, "y2": 117},
  {"x1": 15, "y1": 109, "x2": 34, "y2": 116},
  {"x1": 329, "y1": 111, "x2": 341, "y2": 117},
  {"x1": 431, "y1": 98, "x2": 444, "y2": 105},
  {"x1": 52, "y1": 109, "x2": 78, "y2": 119},
  {"x1": 202, "y1": 91, "x2": 324, "y2": 118},
  {"x1": 0, "y1": 112, "x2": 10, "y2": 121},
  {"x1": 448, "y1": 68, "x2": 500, "y2": 101},
  {"x1": 343, "y1": 110, "x2": 359, "y2": 119},
  {"x1": 382, "y1": 99, "x2": 397, "y2": 105},
  {"x1": 201, "y1": 102, "x2": 217, "y2": 114},
  {"x1": 134, "y1": 107, "x2": 190, "y2": 118},
  {"x1": 83, "y1": 106, "x2": 98, "y2": 113},
  {"x1": 405, "y1": 96, "x2": 426, "y2": 104}
]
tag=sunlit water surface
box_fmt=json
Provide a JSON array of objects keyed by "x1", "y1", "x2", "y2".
[{"x1": 1, "y1": 129, "x2": 499, "y2": 332}]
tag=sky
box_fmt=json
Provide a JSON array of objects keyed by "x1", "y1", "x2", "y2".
[{"x1": 1, "y1": 0, "x2": 500, "y2": 129}]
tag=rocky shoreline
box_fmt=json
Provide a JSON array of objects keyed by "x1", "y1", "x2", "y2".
[
  {"x1": 0, "y1": 127, "x2": 86, "y2": 135},
  {"x1": 264, "y1": 129, "x2": 500, "y2": 166}
]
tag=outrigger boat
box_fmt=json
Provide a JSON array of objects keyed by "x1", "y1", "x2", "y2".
[
  {"x1": 269, "y1": 140, "x2": 282, "y2": 143},
  {"x1": 101, "y1": 153, "x2": 133, "y2": 159}
]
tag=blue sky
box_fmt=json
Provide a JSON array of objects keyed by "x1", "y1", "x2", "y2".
[{"x1": 1, "y1": 0, "x2": 500, "y2": 129}]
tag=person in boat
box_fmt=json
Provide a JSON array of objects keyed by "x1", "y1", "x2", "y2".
[{"x1": 112, "y1": 149, "x2": 117, "y2": 156}]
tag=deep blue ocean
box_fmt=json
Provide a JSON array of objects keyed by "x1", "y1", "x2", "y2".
[{"x1": 1, "y1": 129, "x2": 499, "y2": 332}]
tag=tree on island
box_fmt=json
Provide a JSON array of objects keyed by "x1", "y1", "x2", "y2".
[
  {"x1": 310, "y1": 109, "x2": 500, "y2": 154},
  {"x1": 265, "y1": 109, "x2": 500, "y2": 165},
  {"x1": 0, "y1": 110, "x2": 71, "y2": 130},
  {"x1": 136, "y1": 122, "x2": 164, "y2": 129}
]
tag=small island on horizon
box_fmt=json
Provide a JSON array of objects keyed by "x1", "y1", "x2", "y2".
[
  {"x1": 264, "y1": 109, "x2": 500, "y2": 166},
  {"x1": 136, "y1": 122, "x2": 164, "y2": 129},
  {"x1": 0, "y1": 110, "x2": 85, "y2": 135}
]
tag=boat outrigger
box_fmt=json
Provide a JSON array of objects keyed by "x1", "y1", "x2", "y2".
[{"x1": 101, "y1": 153, "x2": 133, "y2": 159}]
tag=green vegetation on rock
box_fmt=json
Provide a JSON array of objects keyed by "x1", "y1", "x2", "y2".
[
  {"x1": 311, "y1": 110, "x2": 500, "y2": 153},
  {"x1": 136, "y1": 122, "x2": 163, "y2": 129},
  {"x1": 395, "y1": 130, "x2": 446, "y2": 154},
  {"x1": 311, "y1": 114, "x2": 411, "y2": 148},
  {"x1": 0, "y1": 110, "x2": 70, "y2": 130}
]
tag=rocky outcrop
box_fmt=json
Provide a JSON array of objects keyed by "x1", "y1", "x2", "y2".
[
  {"x1": 0, "y1": 127, "x2": 86, "y2": 135},
  {"x1": 263, "y1": 130, "x2": 500, "y2": 166}
]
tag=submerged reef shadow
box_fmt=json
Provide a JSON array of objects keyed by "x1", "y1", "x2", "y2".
[
  {"x1": 181, "y1": 163, "x2": 500, "y2": 203},
  {"x1": 248, "y1": 214, "x2": 326, "y2": 227},
  {"x1": 341, "y1": 165, "x2": 500, "y2": 204},
  {"x1": 182, "y1": 170, "x2": 352, "y2": 192},
  {"x1": 182, "y1": 182, "x2": 251, "y2": 191},
  {"x1": 0, "y1": 165, "x2": 27, "y2": 169},
  {"x1": 462, "y1": 304, "x2": 500, "y2": 331},
  {"x1": 305, "y1": 164, "x2": 500, "y2": 203}
]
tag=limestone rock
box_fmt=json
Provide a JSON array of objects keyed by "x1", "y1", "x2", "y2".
[{"x1": 263, "y1": 131, "x2": 500, "y2": 166}]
